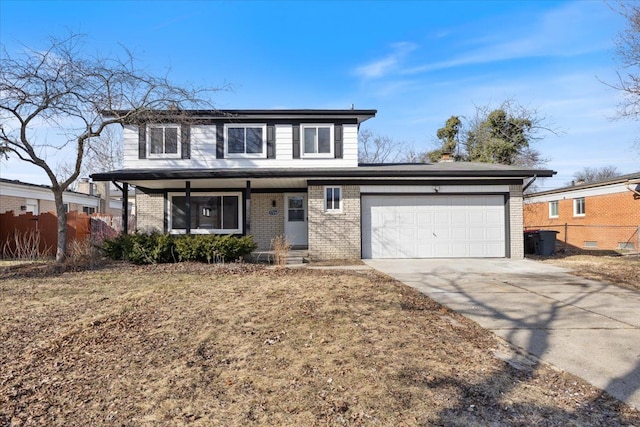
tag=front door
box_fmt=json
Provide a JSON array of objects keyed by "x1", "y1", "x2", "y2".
[{"x1": 284, "y1": 193, "x2": 308, "y2": 247}]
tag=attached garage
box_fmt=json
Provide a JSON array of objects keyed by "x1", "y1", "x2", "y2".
[{"x1": 361, "y1": 194, "x2": 507, "y2": 259}]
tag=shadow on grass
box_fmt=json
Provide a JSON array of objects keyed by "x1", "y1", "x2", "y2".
[{"x1": 392, "y1": 266, "x2": 640, "y2": 425}]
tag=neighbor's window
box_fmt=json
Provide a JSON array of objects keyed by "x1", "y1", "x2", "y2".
[
  {"x1": 549, "y1": 201, "x2": 559, "y2": 218},
  {"x1": 325, "y1": 186, "x2": 342, "y2": 212},
  {"x1": 148, "y1": 124, "x2": 180, "y2": 158},
  {"x1": 225, "y1": 124, "x2": 266, "y2": 158},
  {"x1": 169, "y1": 193, "x2": 241, "y2": 234},
  {"x1": 302, "y1": 124, "x2": 333, "y2": 157},
  {"x1": 83, "y1": 206, "x2": 96, "y2": 215},
  {"x1": 573, "y1": 197, "x2": 585, "y2": 216},
  {"x1": 618, "y1": 242, "x2": 635, "y2": 250}
]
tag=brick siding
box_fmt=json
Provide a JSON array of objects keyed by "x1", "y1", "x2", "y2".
[
  {"x1": 136, "y1": 190, "x2": 165, "y2": 232},
  {"x1": 524, "y1": 191, "x2": 640, "y2": 251},
  {"x1": 308, "y1": 185, "x2": 361, "y2": 260},
  {"x1": 250, "y1": 193, "x2": 284, "y2": 250},
  {"x1": 0, "y1": 195, "x2": 24, "y2": 214},
  {"x1": 509, "y1": 185, "x2": 524, "y2": 259},
  {"x1": 1, "y1": 195, "x2": 86, "y2": 215}
]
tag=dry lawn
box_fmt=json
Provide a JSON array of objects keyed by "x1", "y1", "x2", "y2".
[
  {"x1": 542, "y1": 255, "x2": 640, "y2": 291},
  {"x1": 1, "y1": 262, "x2": 639, "y2": 426}
]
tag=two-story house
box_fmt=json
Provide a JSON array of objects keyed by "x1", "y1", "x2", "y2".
[{"x1": 90, "y1": 109, "x2": 555, "y2": 260}]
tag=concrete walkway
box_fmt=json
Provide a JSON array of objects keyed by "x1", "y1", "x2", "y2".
[{"x1": 364, "y1": 258, "x2": 640, "y2": 409}]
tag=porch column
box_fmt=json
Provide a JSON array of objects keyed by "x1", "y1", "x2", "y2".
[
  {"x1": 185, "y1": 181, "x2": 191, "y2": 234},
  {"x1": 121, "y1": 182, "x2": 128, "y2": 234},
  {"x1": 245, "y1": 180, "x2": 251, "y2": 235}
]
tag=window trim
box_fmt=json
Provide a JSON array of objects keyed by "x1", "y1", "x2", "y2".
[
  {"x1": 224, "y1": 124, "x2": 267, "y2": 159},
  {"x1": 167, "y1": 191, "x2": 243, "y2": 234},
  {"x1": 301, "y1": 124, "x2": 334, "y2": 158},
  {"x1": 573, "y1": 197, "x2": 585, "y2": 217},
  {"x1": 324, "y1": 186, "x2": 342, "y2": 213},
  {"x1": 147, "y1": 124, "x2": 182, "y2": 159},
  {"x1": 548, "y1": 200, "x2": 559, "y2": 218}
]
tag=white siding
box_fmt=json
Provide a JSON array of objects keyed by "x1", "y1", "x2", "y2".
[
  {"x1": 123, "y1": 125, "x2": 141, "y2": 168},
  {"x1": 123, "y1": 123, "x2": 359, "y2": 169},
  {"x1": 275, "y1": 125, "x2": 293, "y2": 160},
  {"x1": 360, "y1": 185, "x2": 510, "y2": 194},
  {"x1": 342, "y1": 124, "x2": 358, "y2": 164},
  {"x1": 190, "y1": 125, "x2": 217, "y2": 160}
]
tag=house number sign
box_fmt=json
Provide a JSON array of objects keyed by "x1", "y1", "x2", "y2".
[{"x1": 268, "y1": 209, "x2": 279, "y2": 216}]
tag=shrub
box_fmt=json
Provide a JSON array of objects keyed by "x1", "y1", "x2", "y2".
[
  {"x1": 271, "y1": 235, "x2": 291, "y2": 267},
  {"x1": 100, "y1": 233, "x2": 134, "y2": 260},
  {"x1": 101, "y1": 232, "x2": 257, "y2": 264}
]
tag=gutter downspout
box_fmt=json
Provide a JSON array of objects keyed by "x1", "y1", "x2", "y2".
[
  {"x1": 522, "y1": 175, "x2": 537, "y2": 193},
  {"x1": 626, "y1": 179, "x2": 640, "y2": 198}
]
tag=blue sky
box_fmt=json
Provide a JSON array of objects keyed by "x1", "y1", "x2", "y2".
[{"x1": 1, "y1": 0, "x2": 638, "y2": 189}]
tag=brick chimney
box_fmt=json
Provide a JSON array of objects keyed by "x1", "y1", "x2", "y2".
[{"x1": 439, "y1": 151, "x2": 454, "y2": 163}]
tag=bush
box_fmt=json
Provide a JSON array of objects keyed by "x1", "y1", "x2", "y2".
[
  {"x1": 101, "y1": 232, "x2": 257, "y2": 264},
  {"x1": 100, "y1": 233, "x2": 134, "y2": 260}
]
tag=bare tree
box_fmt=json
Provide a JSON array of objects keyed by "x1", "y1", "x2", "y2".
[
  {"x1": 610, "y1": 1, "x2": 640, "y2": 120},
  {"x1": 0, "y1": 33, "x2": 220, "y2": 263},
  {"x1": 358, "y1": 129, "x2": 409, "y2": 163},
  {"x1": 569, "y1": 165, "x2": 621, "y2": 185},
  {"x1": 57, "y1": 125, "x2": 124, "y2": 183}
]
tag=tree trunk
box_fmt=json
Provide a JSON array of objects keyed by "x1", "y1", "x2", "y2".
[{"x1": 53, "y1": 189, "x2": 67, "y2": 264}]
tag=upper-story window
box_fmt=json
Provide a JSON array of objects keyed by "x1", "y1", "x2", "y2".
[
  {"x1": 302, "y1": 124, "x2": 334, "y2": 158},
  {"x1": 548, "y1": 201, "x2": 558, "y2": 218},
  {"x1": 148, "y1": 124, "x2": 181, "y2": 159},
  {"x1": 225, "y1": 124, "x2": 266, "y2": 158},
  {"x1": 573, "y1": 197, "x2": 585, "y2": 217}
]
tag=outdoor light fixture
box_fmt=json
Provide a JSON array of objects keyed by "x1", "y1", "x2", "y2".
[{"x1": 271, "y1": 200, "x2": 276, "y2": 207}]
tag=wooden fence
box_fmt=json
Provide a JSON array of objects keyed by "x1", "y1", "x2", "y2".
[{"x1": 0, "y1": 210, "x2": 120, "y2": 258}]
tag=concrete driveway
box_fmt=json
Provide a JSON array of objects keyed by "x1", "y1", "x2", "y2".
[{"x1": 364, "y1": 258, "x2": 640, "y2": 409}]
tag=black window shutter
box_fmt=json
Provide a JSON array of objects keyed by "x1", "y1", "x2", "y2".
[
  {"x1": 267, "y1": 125, "x2": 275, "y2": 159},
  {"x1": 181, "y1": 124, "x2": 191, "y2": 159},
  {"x1": 334, "y1": 124, "x2": 343, "y2": 159},
  {"x1": 138, "y1": 125, "x2": 146, "y2": 159},
  {"x1": 216, "y1": 125, "x2": 224, "y2": 159},
  {"x1": 292, "y1": 125, "x2": 300, "y2": 159}
]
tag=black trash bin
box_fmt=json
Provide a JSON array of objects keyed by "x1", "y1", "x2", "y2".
[
  {"x1": 523, "y1": 230, "x2": 539, "y2": 255},
  {"x1": 536, "y1": 230, "x2": 559, "y2": 256}
]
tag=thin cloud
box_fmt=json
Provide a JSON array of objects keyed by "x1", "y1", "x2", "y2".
[
  {"x1": 354, "y1": 42, "x2": 418, "y2": 78},
  {"x1": 406, "y1": 2, "x2": 613, "y2": 75}
]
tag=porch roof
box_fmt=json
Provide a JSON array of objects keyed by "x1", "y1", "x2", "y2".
[{"x1": 91, "y1": 163, "x2": 555, "y2": 190}]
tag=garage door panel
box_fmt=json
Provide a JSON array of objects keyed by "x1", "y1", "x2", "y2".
[
  {"x1": 362, "y1": 195, "x2": 506, "y2": 259},
  {"x1": 451, "y1": 227, "x2": 469, "y2": 240}
]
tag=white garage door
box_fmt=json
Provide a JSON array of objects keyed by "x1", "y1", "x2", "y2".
[{"x1": 362, "y1": 195, "x2": 506, "y2": 258}]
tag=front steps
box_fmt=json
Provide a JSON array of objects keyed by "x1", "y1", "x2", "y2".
[{"x1": 250, "y1": 249, "x2": 309, "y2": 266}]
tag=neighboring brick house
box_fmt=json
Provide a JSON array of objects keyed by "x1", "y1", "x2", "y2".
[
  {"x1": 76, "y1": 178, "x2": 132, "y2": 217},
  {"x1": 0, "y1": 178, "x2": 101, "y2": 215},
  {"x1": 91, "y1": 109, "x2": 555, "y2": 260},
  {"x1": 524, "y1": 172, "x2": 640, "y2": 252}
]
